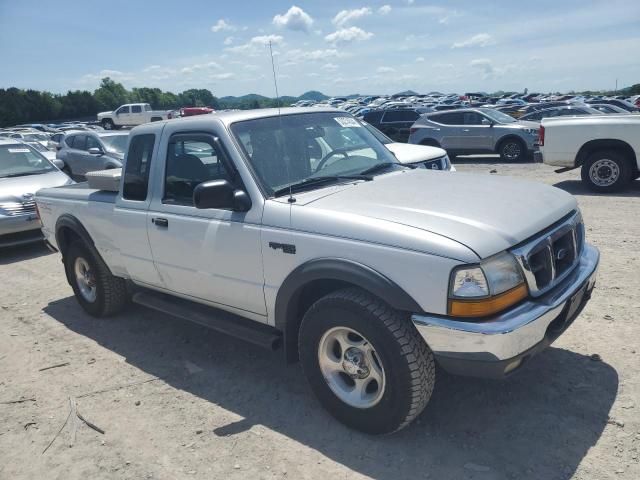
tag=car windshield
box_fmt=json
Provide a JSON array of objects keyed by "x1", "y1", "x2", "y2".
[
  {"x1": 0, "y1": 144, "x2": 55, "y2": 178},
  {"x1": 100, "y1": 134, "x2": 128, "y2": 153},
  {"x1": 27, "y1": 142, "x2": 48, "y2": 152},
  {"x1": 231, "y1": 112, "x2": 399, "y2": 196},
  {"x1": 23, "y1": 133, "x2": 49, "y2": 142},
  {"x1": 362, "y1": 122, "x2": 392, "y2": 144},
  {"x1": 480, "y1": 108, "x2": 517, "y2": 123}
]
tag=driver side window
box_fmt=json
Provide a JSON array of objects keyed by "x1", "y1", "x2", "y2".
[{"x1": 163, "y1": 136, "x2": 231, "y2": 207}]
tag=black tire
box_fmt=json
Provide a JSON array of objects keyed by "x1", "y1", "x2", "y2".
[
  {"x1": 101, "y1": 119, "x2": 114, "y2": 130},
  {"x1": 581, "y1": 150, "x2": 633, "y2": 193},
  {"x1": 64, "y1": 241, "x2": 128, "y2": 317},
  {"x1": 498, "y1": 138, "x2": 526, "y2": 162},
  {"x1": 298, "y1": 288, "x2": 435, "y2": 434}
]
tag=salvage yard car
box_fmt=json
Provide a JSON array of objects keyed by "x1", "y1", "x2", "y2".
[
  {"x1": 540, "y1": 114, "x2": 640, "y2": 192},
  {"x1": 56, "y1": 131, "x2": 129, "y2": 178},
  {"x1": 97, "y1": 103, "x2": 170, "y2": 130},
  {"x1": 36, "y1": 108, "x2": 599, "y2": 434},
  {"x1": 408, "y1": 108, "x2": 540, "y2": 162},
  {"x1": 0, "y1": 139, "x2": 72, "y2": 247}
]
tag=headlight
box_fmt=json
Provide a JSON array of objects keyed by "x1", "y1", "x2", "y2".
[{"x1": 448, "y1": 252, "x2": 527, "y2": 318}]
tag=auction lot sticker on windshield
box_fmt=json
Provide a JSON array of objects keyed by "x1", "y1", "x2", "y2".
[
  {"x1": 334, "y1": 117, "x2": 361, "y2": 128},
  {"x1": 8, "y1": 148, "x2": 30, "y2": 153}
]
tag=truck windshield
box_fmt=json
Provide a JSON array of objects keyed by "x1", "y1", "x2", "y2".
[
  {"x1": 231, "y1": 112, "x2": 399, "y2": 196},
  {"x1": 101, "y1": 134, "x2": 129, "y2": 153},
  {"x1": 0, "y1": 144, "x2": 55, "y2": 178}
]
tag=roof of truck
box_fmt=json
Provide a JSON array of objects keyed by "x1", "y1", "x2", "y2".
[{"x1": 168, "y1": 107, "x2": 342, "y2": 128}]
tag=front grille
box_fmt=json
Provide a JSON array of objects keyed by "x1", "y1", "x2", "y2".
[
  {"x1": 512, "y1": 212, "x2": 584, "y2": 297},
  {"x1": 0, "y1": 200, "x2": 36, "y2": 216}
]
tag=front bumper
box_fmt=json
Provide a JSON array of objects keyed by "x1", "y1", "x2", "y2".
[
  {"x1": 0, "y1": 215, "x2": 43, "y2": 247},
  {"x1": 412, "y1": 244, "x2": 599, "y2": 378}
]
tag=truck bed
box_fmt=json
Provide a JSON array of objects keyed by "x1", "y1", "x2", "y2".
[{"x1": 38, "y1": 182, "x2": 118, "y2": 203}]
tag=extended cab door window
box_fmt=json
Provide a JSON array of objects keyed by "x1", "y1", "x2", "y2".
[
  {"x1": 131, "y1": 105, "x2": 142, "y2": 114},
  {"x1": 123, "y1": 134, "x2": 156, "y2": 201},
  {"x1": 163, "y1": 135, "x2": 232, "y2": 207}
]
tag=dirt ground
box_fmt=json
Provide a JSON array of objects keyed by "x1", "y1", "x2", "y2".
[{"x1": 1, "y1": 160, "x2": 639, "y2": 480}]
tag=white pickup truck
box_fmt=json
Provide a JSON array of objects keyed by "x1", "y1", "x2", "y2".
[
  {"x1": 35, "y1": 108, "x2": 599, "y2": 434},
  {"x1": 97, "y1": 103, "x2": 170, "y2": 130},
  {"x1": 540, "y1": 114, "x2": 640, "y2": 192}
]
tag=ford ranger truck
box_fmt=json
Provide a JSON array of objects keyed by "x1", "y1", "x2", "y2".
[
  {"x1": 36, "y1": 108, "x2": 599, "y2": 434},
  {"x1": 540, "y1": 114, "x2": 640, "y2": 192}
]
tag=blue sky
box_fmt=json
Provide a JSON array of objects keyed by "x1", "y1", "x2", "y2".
[{"x1": 1, "y1": 0, "x2": 639, "y2": 96}]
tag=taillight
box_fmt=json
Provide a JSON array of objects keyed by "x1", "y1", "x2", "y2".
[
  {"x1": 538, "y1": 125, "x2": 545, "y2": 146},
  {"x1": 410, "y1": 127, "x2": 418, "y2": 135}
]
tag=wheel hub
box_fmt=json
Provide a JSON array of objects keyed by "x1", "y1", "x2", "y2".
[
  {"x1": 342, "y1": 347, "x2": 370, "y2": 379},
  {"x1": 589, "y1": 159, "x2": 619, "y2": 186}
]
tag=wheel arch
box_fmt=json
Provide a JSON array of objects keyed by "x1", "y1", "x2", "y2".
[
  {"x1": 55, "y1": 215, "x2": 114, "y2": 277},
  {"x1": 495, "y1": 134, "x2": 526, "y2": 152},
  {"x1": 575, "y1": 139, "x2": 637, "y2": 168},
  {"x1": 274, "y1": 258, "x2": 423, "y2": 363},
  {"x1": 419, "y1": 138, "x2": 441, "y2": 148}
]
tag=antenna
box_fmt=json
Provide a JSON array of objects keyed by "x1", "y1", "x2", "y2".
[
  {"x1": 268, "y1": 41, "x2": 281, "y2": 114},
  {"x1": 267, "y1": 41, "x2": 294, "y2": 202}
]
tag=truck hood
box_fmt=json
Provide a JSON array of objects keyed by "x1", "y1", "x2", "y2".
[
  {"x1": 97, "y1": 111, "x2": 113, "y2": 118},
  {"x1": 293, "y1": 169, "x2": 576, "y2": 259},
  {"x1": 0, "y1": 170, "x2": 72, "y2": 200},
  {"x1": 386, "y1": 143, "x2": 447, "y2": 164}
]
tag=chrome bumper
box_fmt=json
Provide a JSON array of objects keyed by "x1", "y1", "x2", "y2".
[{"x1": 412, "y1": 244, "x2": 599, "y2": 377}]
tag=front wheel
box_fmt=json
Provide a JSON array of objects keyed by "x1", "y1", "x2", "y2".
[
  {"x1": 299, "y1": 288, "x2": 435, "y2": 434},
  {"x1": 581, "y1": 150, "x2": 633, "y2": 192},
  {"x1": 101, "y1": 119, "x2": 114, "y2": 130},
  {"x1": 499, "y1": 139, "x2": 526, "y2": 162},
  {"x1": 64, "y1": 241, "x2": 128, "y2": 317}
]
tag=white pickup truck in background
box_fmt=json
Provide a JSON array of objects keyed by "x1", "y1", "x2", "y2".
[
  {"x1": 97, "y1": 103, "x2": 170, "y2": 130},
  {"x1": 540, "y1": 114, "x2": 640, "y2": 192}
]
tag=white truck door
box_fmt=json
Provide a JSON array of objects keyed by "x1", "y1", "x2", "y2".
[
  {"x1": 130, "y1": 104, "x2": 144, "y2": 125},
  {"x1": 114, "y1": 105, "x2": 131, "y2": 126},
  {"x1": 146, "y1": 131, "x2": 267, "y2": 317},
  {"x1": 114, "y1": 132, "x2": 165, "y2": 287}
]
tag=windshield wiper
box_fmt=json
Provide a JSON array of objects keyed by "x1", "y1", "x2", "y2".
[
  {"x1": 359, "y1": 162, "x2": 403, "y2": 176},
  {"x1": 273, "y1": 175, "x2": 371, "y2": 197}
]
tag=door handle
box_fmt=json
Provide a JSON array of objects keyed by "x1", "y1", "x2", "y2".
[
  {"x1": 152, "y1": 217, "x2": 168, "y2": 227},
  {"x1": 462, "y1": 129, "x2": 470, "y2": 132}
]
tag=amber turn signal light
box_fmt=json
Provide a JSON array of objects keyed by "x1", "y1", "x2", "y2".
[{"x1": 448, "y1": 283, "x2": 528, "y2": 318}]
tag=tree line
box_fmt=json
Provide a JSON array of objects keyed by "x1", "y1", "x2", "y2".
[{"x1": 0, "y1": 77, "x2": 286, "y2": 128}]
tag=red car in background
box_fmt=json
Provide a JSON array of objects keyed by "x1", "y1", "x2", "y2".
[{"x1": 180, "y1": 107, "x2": 215, "y2": 117}]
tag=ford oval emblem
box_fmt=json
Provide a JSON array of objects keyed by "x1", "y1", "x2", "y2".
[{"x1": 22, "y1": 193, "x2": 34, "y2": 201}]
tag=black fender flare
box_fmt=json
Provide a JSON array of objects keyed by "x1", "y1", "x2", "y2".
[
  {"x1": 274, "y1": 258, "x2": 423, "y2": 362},
  {"x1": 55, "y1": 214, "x2": 113, "y2": 278}
]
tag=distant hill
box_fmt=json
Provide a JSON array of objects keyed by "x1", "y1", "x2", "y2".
[{"x1": 298, "y1": 90, "x2": 329, "y2": 101}]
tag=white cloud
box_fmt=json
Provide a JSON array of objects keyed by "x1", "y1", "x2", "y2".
[
  {"x1": 322, "y1": 63, "x2": 339, "y2": 70},
  {"x1": 223, "y1": 36, "x2": 234, "y2": 46},
  {"x1": 180, "y1": 61, "x2": 221, "y2": 75},
  {"x1": 332, "y1": 7, "x2": 372, "y2": 27},
  {"x1": 452, "y1": 33, "x2": 495, "y2": 49},
  {"x1": 376, "y1": 66, "x2": 395, "y2": 73},
  {"x1": 211, "y1": 19, "x2": 236, "y2": 33},
  {"x1": 470, "y1": 58, "x2": 497, "y2": 79},
  {"x1": 407, "y1": 0, "x2": 415, "y2": 4},
  {"x1": 211, "y1": 72, "x2": 235, "y2": 80},
  {"x1": 378, "y1": 5, "x2": 392, "y2": 15},
  {"x1": 226, "y1": 35, "x2": 284, "y2": 55},
  {"x1": 273, "y1": 6, "x2": 314, "y2": 32},
  {"x1": 286, "y1": 48, "x2": 343, "y2": 62},
  {"x1": 325, "y1": 27, "x2": 373, "y2": 45},
  {"x1": 415, "y1": 56, "x2": 425, "y2": 62}
]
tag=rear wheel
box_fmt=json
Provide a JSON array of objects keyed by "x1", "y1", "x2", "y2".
[
  {"x1": 299, "y1": 288, "x2": 435, "y2": 434},
  {"x1": 499, "y1": 138, "x2": 526, "y2": 162},
  {"x1": 64, "y1": 241, "x2": 128, "y2": 317},
  {"x1": 581, "y1": 150, "x2": 633, "y2": 192}
]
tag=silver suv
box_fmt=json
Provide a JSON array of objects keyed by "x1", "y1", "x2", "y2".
[
  {"x1": 57, "y1": 131, "x2": 129, "y2": 178},
  {"x1": 408, "y1": 108, "x2": 540, "y2": 161}
]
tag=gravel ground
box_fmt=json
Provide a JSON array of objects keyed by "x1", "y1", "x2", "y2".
[{"x1": 1, "y1": 160, "x2": 638, "y2": 480}]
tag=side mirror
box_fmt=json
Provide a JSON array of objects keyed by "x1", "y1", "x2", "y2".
[
  {"x1": 52, "y1": 159, "x2": 65, "y2": 169},
  {"x1": 481, "y1": 118, "x2": 493, "y2": 126},
  {"x1": 193, "y1": 179, "x2": 252, "y2": 212},
  {"x1": 88, "y1": 147, "x2": 103, "y2": 155}
]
